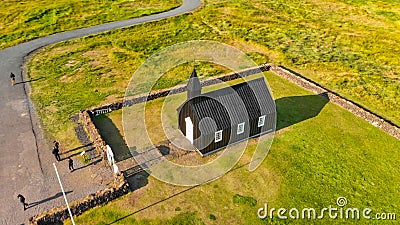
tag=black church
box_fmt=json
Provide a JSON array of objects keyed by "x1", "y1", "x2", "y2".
[{"x1": 177, "y1": 69, "x2": 276, "y2": 156}]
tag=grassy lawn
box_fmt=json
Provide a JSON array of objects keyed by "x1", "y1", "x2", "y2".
[
  {"x1": 64, "y1": 71, "x2": 400, "y2": 224},
  {"x1": 23, "y1": 1, "x2": 400, "y2": 223},
  {"x1": 27, "y1": 0, "x2": 400, "y2": 154},
  {"x1": 0, "y1": 0, "x2": 181, "y2": 49}
]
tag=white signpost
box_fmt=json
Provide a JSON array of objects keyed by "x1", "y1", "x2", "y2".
[
  {"x1": 106, "y1": 145, "x2": 114, "y2": 166},
  {"x1": 106, "y1": 145, "x2": 119, "y2": 173},
  {"x1": 113, "y1": 163, "x2": 119, "y2": 174}
]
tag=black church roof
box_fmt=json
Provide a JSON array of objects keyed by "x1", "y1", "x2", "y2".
[{"x1": 183, "y1": 77, "x2": 275, "y2": 135}]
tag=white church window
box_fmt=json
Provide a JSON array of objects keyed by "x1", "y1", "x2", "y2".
[
  {"x1": 215, "y1": 130, "x2": 223, "y2": 142},
  {"x1": 258, "y1": 115, "x2": 266, "y2": 127},
  {"x1": 237, "y1": 122, "x2": 245, "y2": 134}
]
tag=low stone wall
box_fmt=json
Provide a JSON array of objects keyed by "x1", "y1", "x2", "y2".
[
  {"x1": 89, "y1": 64, "x2": 271, "y2": 116},
  {"x1": 79, "y1": 110, "x2": 108, "y2": 160},
  {"x1": 269, "y1": 65, "x2": 400, "y2": 140},
  {"x1": 29, "y1": 174, "x2": 129, "y2": 225}
]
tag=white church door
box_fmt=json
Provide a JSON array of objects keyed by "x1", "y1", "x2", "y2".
[{"x1": 185, "y1": 117, "x2": 194, "y2": 144}]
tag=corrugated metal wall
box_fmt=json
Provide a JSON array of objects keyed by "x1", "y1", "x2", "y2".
[{"x1": 196, "y1": 111, "x2": 276, "y2": 155}]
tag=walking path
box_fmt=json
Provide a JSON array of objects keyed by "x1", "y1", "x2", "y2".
[{"x1": 0, "y1": 1, "x2": 201, "y2": 224}]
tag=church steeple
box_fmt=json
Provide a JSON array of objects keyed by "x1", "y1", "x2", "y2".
[{"x1": 187, "y1": 68, "x2": 201, "y2": 100}]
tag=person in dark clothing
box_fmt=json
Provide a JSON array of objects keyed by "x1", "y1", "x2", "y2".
[
  {"x1": 68, "y1": 157, "x2": 74, "y2": 172},
  {"x1": 52, "y1": 146, "x2": 61, "y2": 161},
  {"x1": 10, "y1": 72, "x2": 16, "y2": 86},
  {"x1": 17, "y1": 194, "x2": 28, "y2": 210},
  {"x1": 53, "y1": 140, "x2": 59, "y2": 150}
]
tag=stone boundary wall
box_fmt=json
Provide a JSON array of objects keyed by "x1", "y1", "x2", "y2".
[
  {"x1": 89, "y1": 64, "x2": 271, "y2": 116},
  {"x1": 29, "y1": 174, "x2": 129, "y2": 225},
  {"x1": 269, "y1": 65, "x2": 400, "y2": 140},
  {"x1": 79, "y1": 110, "x2": 108, "y2": 160}
]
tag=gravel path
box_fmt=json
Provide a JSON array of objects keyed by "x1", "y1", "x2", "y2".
[{"x1": 0, "y1": 1, "x2": 201, "y2": 224}]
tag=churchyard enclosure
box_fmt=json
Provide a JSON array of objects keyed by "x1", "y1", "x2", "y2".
[{"x1": 64, "y1": 68, "x2": 400, "y2": 225}]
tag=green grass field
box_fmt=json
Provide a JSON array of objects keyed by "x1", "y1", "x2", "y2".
[
  {"x1": 64, "y1": 71, "x2": 400, "y2": 224},
  {"x1": 27, "y1": 0, "x2": 400, "y2": 154},
  {"x1": 0, "y1": 0, "x2": 181, "y2": 49},
  {"x1": 20, "y1": 0, "x2": 400, "y2": 224}
]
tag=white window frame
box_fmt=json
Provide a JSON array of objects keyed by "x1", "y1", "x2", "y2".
[
  {"x1": 258, "y1": 115, "x2": 266, "y2": 127},
  {"x1": 215, "y1": 130, "x2": 223, "y2": 142},
  {"x1": 237, "y1": 122, "x2": 245, "y2": 135}
]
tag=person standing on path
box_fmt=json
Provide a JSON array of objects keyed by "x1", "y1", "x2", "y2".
[
  {"x1": 52, "y1": 140, "x2": 61, "y2": 161},
  {"x1": 10, "y1": 72, "x2": 16, "y2": 86},
  {"x1": 68, "y1": 157, "x2": 74, "y2": 172},
  {"x1": 17, "y1": 194, "x2": 28, "y2": 211},
  {"x1": 52, "y1": 146, "x2": 61, "y2": 161},
  {"x1": 53, "y1": 140, "x2": 59, "y2": 150}
]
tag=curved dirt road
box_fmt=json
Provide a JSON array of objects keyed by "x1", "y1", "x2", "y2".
[{"x1": 0, "y1": 0, "x2": 201, "y2": 224}]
